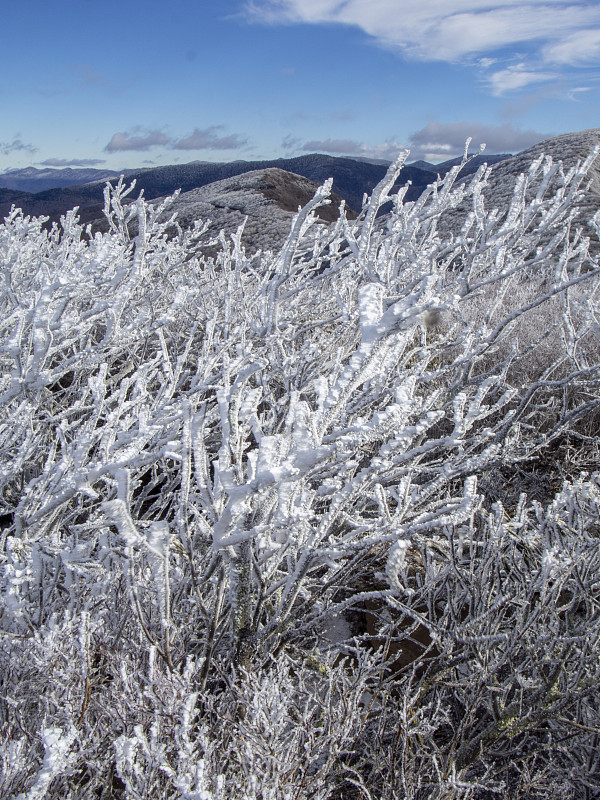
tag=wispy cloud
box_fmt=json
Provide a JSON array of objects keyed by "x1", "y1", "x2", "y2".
[
  {"x1": 302, "y1": 138, "x2": 364, "y2": 155},
  {"x1": 105, "y1": 130, "x2": 169, "y2": 152},
  {"x1": 566, "y1": 86, "x2": 593, "y2": 101},
  {"x1": 0, "y1": 138, "x2": 37, "y2": 156},
  {"x1": 105, "y1": 126, "x2": 248, "y2": 153},
  {"x1": 408, "y1": 121, "x2": 549, "y2": 160},
  {"x1": 486, "y1": 64, "x2": 558, "y2": 95},
  {"x1": 40, "y1": 158, "x2": 107, "y2": 167},
  {"x1": 544, "y1": 28, "x2": 600, "y2": 65},
  {"x1": 287, "y1": 123, "x2": 547, "y2": 162},
  {"x1": 296, "y1": 137, "x2": 404, "y2": 160},
  {"x1": 171, "y1": 127, "x2": 247, "y2": 150},
  {"x1": 246, "y1": 1, "x2": 600, "y2": 91},
  {"x1": 497, "y1": 79, "x2": 581, "y2": 118}
]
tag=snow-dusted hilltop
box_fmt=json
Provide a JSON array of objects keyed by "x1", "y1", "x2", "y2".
[
  {"x1": 439, "y1": 127, "x2": 600, "y2": 244},
  {"x1": 483, "y1": 127, "x2": 600, "y2": 199},
  {"x1": 137, "y1": 167, "x2": 352, "y2": 253}
]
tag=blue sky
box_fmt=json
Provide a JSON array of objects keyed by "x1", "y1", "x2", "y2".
[{"x1": 1, "y1": 0, "x2": 599, "y2": 172}]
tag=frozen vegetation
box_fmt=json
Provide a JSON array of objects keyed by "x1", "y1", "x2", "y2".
[
  {"x1": 137, "y1": 168, "x2": 340, "y2": 254},
  {"x1": 1, "y1": 145, "x2": 600, "y2": 799}
]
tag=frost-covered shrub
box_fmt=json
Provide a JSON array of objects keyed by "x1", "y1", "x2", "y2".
[
  {"x1": 1, "y1": 148, "x2": 599, "y2": 798},
  {"x1": 363, "y1": 474, "x2": 600, "y2": 800}
]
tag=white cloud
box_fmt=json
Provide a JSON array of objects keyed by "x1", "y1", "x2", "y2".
[
  {"x1": 566, "y1": 86, "x2": 592, "y2": 101},
  {"x1": 287, "y1": 123, "x2": 548, "y2": 162},
  {"x1": 40, "y1": 158, "x2": 106, "y2": 167},
  {"x1": 487, "y1": 64, "x2": 557, "y2": 95},
  {"x1": 300, "y1": 137, "x2": 405, "y2": 160},
  {"x1": 544, "y1": 28, "x2": 600, "y2": 64},
  {"x1": 105, "y1": 127, "x2": 248, "y2": 153},
  {"x1": 302, "y1": 138, "x2": 363, "y2": 155},
  {"x1": 408, "y1": 121, "x2": 549, "y2": 159},
  {"x1": 105, "y1": 130, "x2": 169, "y2": 152},
  {"x1": 246, "y1": 1, "x2": 600, "y2": 90},
  {"x1": 172, "y1": 127, "x2": 247, "y2": 151}
]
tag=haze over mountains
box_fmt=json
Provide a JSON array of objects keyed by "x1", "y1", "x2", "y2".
[{"x1": 0, "y1": 166, "x2": 137, "y2": 193}]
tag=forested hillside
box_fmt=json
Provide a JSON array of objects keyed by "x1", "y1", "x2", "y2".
[{"x1": 1, "y1": 145, "x2": 600, "y2": 799}]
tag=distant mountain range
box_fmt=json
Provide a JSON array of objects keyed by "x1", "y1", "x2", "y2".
[
  {"x1": 0, "y1": 166, "x2": 137, "y2": 193},
  {"x1": 3, "y1": 130, "x2": 600, "y2": 245},
  {"x1": 0, "y1": 153, "x2": 512, "y2": 226}
]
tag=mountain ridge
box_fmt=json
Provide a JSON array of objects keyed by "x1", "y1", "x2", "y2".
[
  {"x1": 0, "y1": 152, "x2": 514, "y2": 225},
  {"x1": 3, "y1": 131, "x2": 599, "y2": 239},
  {"x1": 0, "y1": 166, "x2": 137, "y2": 193}
]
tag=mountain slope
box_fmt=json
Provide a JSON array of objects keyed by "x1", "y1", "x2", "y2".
[
  {"x1": 479, "y1": 129, "x2": 600, "y2": 229},
  {"x1": 440, "y1": 128, "x2": 600, "y2": 244},
  {"x1": 408, "y1": 153, "x2": 511, "y2": 175}
]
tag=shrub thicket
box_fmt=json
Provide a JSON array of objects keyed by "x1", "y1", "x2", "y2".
[{"x1": 1, "y1": 148, "x2": 600, "y2": 799}]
